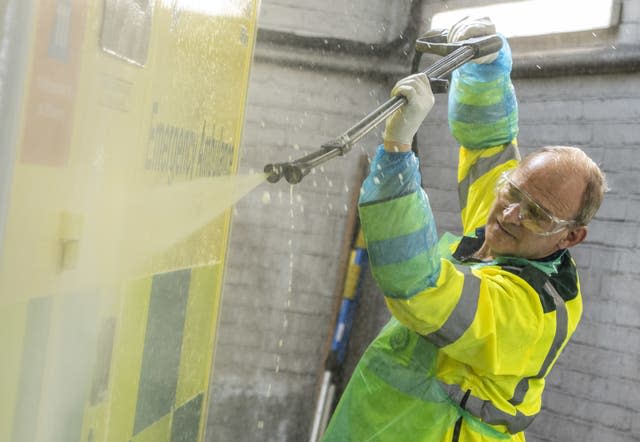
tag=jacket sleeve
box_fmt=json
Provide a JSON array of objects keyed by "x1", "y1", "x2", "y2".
[
  {"x1": 449, "y1": 36, "x2": 521, "y2": 234},
  {"x1": 448, "y1": 35, "x2": 518, "y2": 150},
  {"x1": 358, "y1": 146, "x2": 441, "y2": 299}
]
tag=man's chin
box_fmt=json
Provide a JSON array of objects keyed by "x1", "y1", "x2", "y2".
[{"x1": 485, "y1": 223, "x2": 516, "y2": 256}]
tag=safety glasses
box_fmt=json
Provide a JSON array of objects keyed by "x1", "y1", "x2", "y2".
[{"x1": 495, "y1": 171, "x2": 578, "y2": 236}]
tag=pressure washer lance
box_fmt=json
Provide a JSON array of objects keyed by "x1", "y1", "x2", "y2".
[{"x1": 264, "y1": 30, "x2": 503, "y2": 184}]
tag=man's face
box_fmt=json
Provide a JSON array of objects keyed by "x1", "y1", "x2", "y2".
[{"x1": 484, "y1": 153, "x2": 586, "y2": 259}]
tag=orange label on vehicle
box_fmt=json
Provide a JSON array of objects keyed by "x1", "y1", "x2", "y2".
[{"x1": 20, "y1": 0, "x2": 88, "y2": 167}]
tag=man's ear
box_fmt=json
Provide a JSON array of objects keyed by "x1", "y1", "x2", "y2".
[{"x1": 558, "y1": 226, "x2": 587, "y2": 249}]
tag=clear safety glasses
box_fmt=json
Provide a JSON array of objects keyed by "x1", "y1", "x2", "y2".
[{"x1": 495, "y1": 171, "x2": 578, "y2": 236}]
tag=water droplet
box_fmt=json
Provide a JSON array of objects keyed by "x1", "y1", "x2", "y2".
[
  {"x1": 536, "y1": 64, "x2": 542, "y2": 70},
  {"x1": 328, "y1": 203, "x2": 333, "y2": 210},
  {"x1": 344, "y1": 184, "x2": 349, "y2": 193},
  {"x1": 260, "y1": 121, "x2": 266, "y2": 128},
  {"x1": 373, "y1": 177, "x2": 381, "y2": 185},
  {"x1": 343, "y1": 204, "x2": 348, "y2": 212},
  {"x1": 257, "y1": 420, "x2": 264, "y2": 429},
  {"x1": 377, "y1": 164, "x2": 382, "y2": 171},
  {"x1": 398, "y1": 173, "x2": 404, "y2": 184},
  {"x1": 293, "y1": 143, "x2": 300, "y2": 150},
  {"x1": 295, "y1": 194, "x2": 302, "y2": 202},
  {"x1": 261, "y1": 191, "x2": 271, "y2": 204}
]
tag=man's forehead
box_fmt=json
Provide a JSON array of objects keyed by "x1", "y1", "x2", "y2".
[
  {"x1": 515, "y1": 151, "x2": 574, "y2": 181},
  {"x1": 514, "y1": 153, "x2": 584, "y2": 216}
]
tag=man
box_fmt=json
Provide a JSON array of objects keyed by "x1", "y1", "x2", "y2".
[{"x1": 322, "y1": 18, "x2": 607, "y2": 442}]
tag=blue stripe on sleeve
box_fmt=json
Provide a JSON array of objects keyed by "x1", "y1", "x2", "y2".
[
  {"x1": 359, "y1": 146, "x2": 421, "y2": 205},
  {"x1": 450, "y1": 96, "x2": 517, "y2": 125},
  {"x1": 367, "y1": 220, "x2": 439, "y2": 268}
]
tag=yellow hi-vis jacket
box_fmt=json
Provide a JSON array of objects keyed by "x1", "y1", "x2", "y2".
[{"x1": 322, "y1": 37, "x2": 582, "y2": 442}]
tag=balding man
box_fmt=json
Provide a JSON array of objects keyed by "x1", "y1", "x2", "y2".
[{"x1": 322, "y1": 18, "x2": 606, "y2": 442}]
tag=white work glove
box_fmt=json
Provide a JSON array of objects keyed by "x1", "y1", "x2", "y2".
[
  {"x1": 383, "y1": 73, "x2": 434, "y2": 146},
  {"x1": 448, "y1": 16, "x2": 498, "y2": 64}
]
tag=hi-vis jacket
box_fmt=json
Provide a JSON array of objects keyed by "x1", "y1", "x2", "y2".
[{"x1": 322, "y1": 38, "x2": 582, "y2": 442}]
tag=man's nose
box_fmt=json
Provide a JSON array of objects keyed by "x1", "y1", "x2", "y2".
[{"x1": 502, "y1": 203, "x2": 522, "y2": 224}]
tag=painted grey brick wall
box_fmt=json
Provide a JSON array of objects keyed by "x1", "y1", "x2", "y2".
[
  {"x1": 258, "y1": 0, "x2": 412, "y2": 43},
  {"x1": 207, "y1": 1, "x2": 640, "y2": 441},
  {"x1": 206, "y1": 58, "x2": 388, "y2": 442}
]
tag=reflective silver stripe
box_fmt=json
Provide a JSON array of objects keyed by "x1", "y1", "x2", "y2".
[
  {"x1": 425, "y1": 266, "x2": 480, "y2": 348},
  {"x1": 509, "y1": 281, "x2": 568, "y2": 406},
  {"x1": 437, "y1": 279, "x2": 568, "y2": 433},
  {"x1": 440, "y1": 381, "x2": 536, "y2": 434},
  {"x1": 458, "y1": 143, "x2": 520, "y2": 211}
]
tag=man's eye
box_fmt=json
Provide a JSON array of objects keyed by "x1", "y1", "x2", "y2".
[
  {"x1": 506, "y1": 185, "x2": 521, "y2": 202},
  {"x1": 525, "y1": 204, "x2": 549, "y2": 222}
]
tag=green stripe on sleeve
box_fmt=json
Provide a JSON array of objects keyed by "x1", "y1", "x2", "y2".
[
  {"x1": 453, "y1": 77, "x2": 507, "y2": 106},
  {"x1": 450, "y1": 116, "x2": 517, "y2": 148},
  {"x1": 371, "y1": 250, "x2": 440, "y2": 299},
  {"x1": 359, "y1": 191, "x2": 428, "y2": 242}
]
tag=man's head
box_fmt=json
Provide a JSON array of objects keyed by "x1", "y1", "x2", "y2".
[{"x1": 484, "y1": 146, "x2": 607, "y2": 260}]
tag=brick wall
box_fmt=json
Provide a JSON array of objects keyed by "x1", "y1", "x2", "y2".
[
  {"x1": 257, "y1": 0, "x2": 412, "y2": 43},
  {"x1": 207, "y1": 1, "x2": 640, "y2": 441},
  {"x1": 206, "y1": 57, "x2": 388, "y2": 442}
]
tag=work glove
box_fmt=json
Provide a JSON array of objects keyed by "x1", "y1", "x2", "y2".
[
  {"x1": 383, "y1": 73, "x2": 434, "y2": 146},
  {"x1": 448, "y1": 16, "x2": 498, "y2": 64}
]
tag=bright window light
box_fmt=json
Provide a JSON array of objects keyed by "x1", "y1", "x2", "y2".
[
  {"x1": 170, "y1": 0, "x2": 249, "y2": 17},
  {"x1": 431, "y1": 0, "x2": 620, "y2": 38}
]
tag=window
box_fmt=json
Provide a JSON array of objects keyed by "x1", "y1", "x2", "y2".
[{"x1": 431, "y1": 0, "x2": 621, "y2": 38}]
